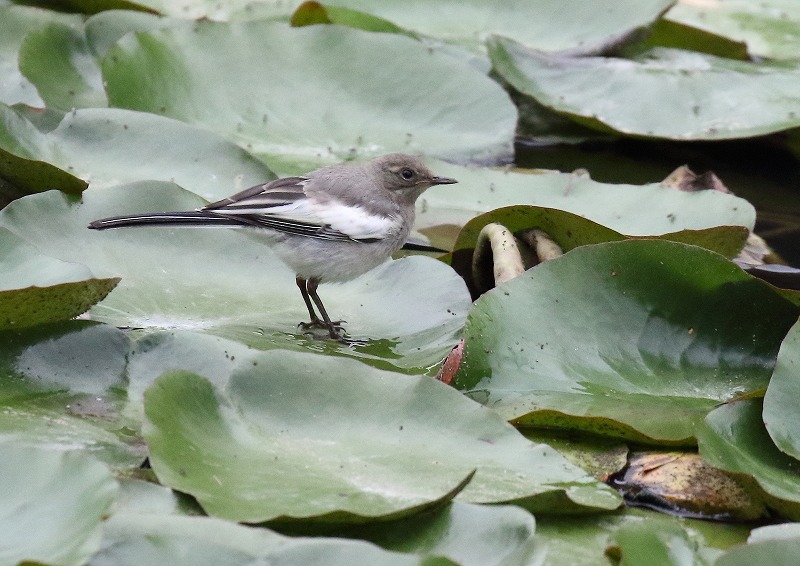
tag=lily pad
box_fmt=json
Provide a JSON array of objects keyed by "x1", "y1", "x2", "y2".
[
  {"x1": 665, "y1": 0, "x2": 800, "y2": 61},
  {"x1": 697, "y1": 399, "x2": 800, "y2": 518},
  {"x1": 347, "y1": 501, "x2": 541, "y2": 566},
  {"x1": 0, "y1": 320, "x2": 144, "y2": 467},
  {"x1": 535, "y1": 508, "x2": 749, "y2": 566},
  {"x1": 641, "y1": 17, "x2": 749, "y2": 60},
  {"x1": 19, "y1": 21, "x2": 107, "y2": 112},
  {"x1": 0, "y1": 104, "x2": 276, "y2": 197},
  {"x1": 143, "y1": 353, "x2": 620, "y2": 523},
  {"x1": 414, "y1": 161, "x2": 756, "y2": 250},
  {"x1": 717, "y1": 535, "x2": 800, "y2": 566},
  {"x1": 445, "y1": 206, "x2": 748, "y2": 293},
  {"x1": 489, "y1": 36, "x2": 800, "y2": 140},
  {"x1": 612, "y1": 520, "x2": 723, "y2": 565},
  {"x1": 102, "y1": 20, "x2": 516, "y2": 172},
  {"x1": 0, "y1": 103, "x2": 89, "y2": 206},
  {"x1": 0, "y1": 443, "x2": 118, "y2": 566},
  {"x1": 0, "y1": 227, "x2": 119, "y2": 330},
  {"x1": 85, "y1": 9, "x2": 189, "y2": 57},
  {"x1": 0, "y1": 4, "x2": 82, "y2": 107},
  {"x1": 453, "y1": 239, "x2": 799, "y2": 444},
  {"x1": 763, "y1": 320, "x2": 800, "y2": 460},
  {"x1": 95, "y1": 512, "x2": 443, "y2": 566},
  {"x1": 0, "y1": 148, "x2": 88, "y2": 208},
  {"x1": 291, "y1": 2, "x2": 413, "y2": 37},
  {"x1": 321, "y1": 0, "x2": 674, "y2": 55},
  {"x1": 0, "y1": 183, "x2": 470, "y2": 370}
]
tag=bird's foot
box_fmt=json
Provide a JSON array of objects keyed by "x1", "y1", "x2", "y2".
[
  {"x1": 298, "y1": 318, "x2": 363, "y2": 344},
  {"x1": 298, "y1": 318, "x2": 347, "y2": 334}
]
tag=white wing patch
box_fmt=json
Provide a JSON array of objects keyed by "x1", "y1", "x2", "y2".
[
  {"x1": 314, "y1": 201, "x2": 400, "y2": 240},
  {"x1": 210, "y1": 194, "x2": 399, "y2": 240}
]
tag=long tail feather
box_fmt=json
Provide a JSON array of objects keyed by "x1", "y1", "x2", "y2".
[{"x1": 88, "y1": 211, "x2": 244, "y2": 230}]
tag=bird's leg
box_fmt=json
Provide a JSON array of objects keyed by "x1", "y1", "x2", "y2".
[
  {"x1": 307, "y1": 278, "x2": 348, "y2": 339},
  {"x1": 296, "y1": 277, "x2": 347, "y2": 339},
  {"x1": 296, "y1": 277, "x2": 321, "y2": 325}
]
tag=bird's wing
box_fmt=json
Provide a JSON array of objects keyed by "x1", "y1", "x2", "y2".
[{"x1": 201, "y1": 177, "x2": 399, "y2": 242}]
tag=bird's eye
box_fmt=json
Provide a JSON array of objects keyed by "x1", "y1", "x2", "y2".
[{"x1": 400, "y1": 168, "x2": 415, "y2": 180}]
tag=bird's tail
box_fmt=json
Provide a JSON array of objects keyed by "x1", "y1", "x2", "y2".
[{"x1": 88, "y1": 211, "x2": 243, "y2": 230}]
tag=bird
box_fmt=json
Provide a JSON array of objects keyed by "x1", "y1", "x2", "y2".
[{"x1": 88, "y1": 153, "x2": 457, "y2": 341}]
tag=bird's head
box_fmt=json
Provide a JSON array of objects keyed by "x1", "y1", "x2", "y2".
[{"x1": 371, "y1": 153, "x2": 457, "y2": 204}]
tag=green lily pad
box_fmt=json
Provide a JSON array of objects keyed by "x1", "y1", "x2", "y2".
[
  {"x1": 0, "y1": 103, "x2": 276, "y2": 197},
  {"x1": 85, "y1": 9, "x2": 187, "y2": 57},
  {"x1": 522, "y1": 430, "x2": 629, "y2": 480},
  {"x1": 748, "y1": 522, "x2": 800, "y2": 543},
  {"x1": 641, "y1": 17, "x2": 749, "y2": 60},
  {"x1": 535, "y1": 508, "x2": 750, "y2": 566},
  {"x1": 613, "y1": 520, "x2": 721, "y2": 566},
  {"x1": 717, "y1": 535, "x2": 800, "y2": 566},
  {"x1": 453, "y1": 239, "x2": 799, "y2": 444},
  {"x1": 414, "y1": 161, "x2": 756, "y2": 250},
  {"x1": 763, "y1": 320, "x2": 800, "y2": 460},
  {"x1": 19, "y1": 22, "x2": 107, "y2": 112},
  {"x1": 0, "y1": 147, "x2": 88, "y2": 208},
  {"x1": 489, "y1": 36, "x2": 800, "y2": 140},
  {"x1": 143, "y1": 353, "x2": 620, "y2": 523},
  {"x1": 0, "y1": 183, "x2": 470, "y2": 370},
  {"x1": 0, "y1": 227, "x2": 119, "y2": 330},
  {"x1": 320, "y1": 0, "x2": 673, "y2": 55},
  {"x1": 665, "y1": 0, "x2": 800, "y2": 61},
  {"x1": 37, "y1": 0, "x2": 159, "y2": 15},
  {"x1": 0, "y1": 103, "x2": 89, "y2": 206},
  {"x1": 102, "y1": 20, "x2": 516, "y2": 172},
  {"x1": 291, "y1": 2, "x2": 413, "y2": 37},
  {"x1": 445, "y1": 206, "x2": 748, "y2": 292},
  {"x1": 0, "y1": 4, "x2": 82, "y2": 107},
  {"x1": 95, "y1": 512, "x2": 445, "y2": 566},
  {"x1": 347, "y1": 501, "x2": 540, "y2": 566},
  {"x1": 0, "y1": 443, "x2": 118, "y2": 566},
  {"x1": 0, "y1": 320, "x2": 144, "y2": 467},
  {"x1": 697, "y1": 399, "x2": 800, "y2": 519}
]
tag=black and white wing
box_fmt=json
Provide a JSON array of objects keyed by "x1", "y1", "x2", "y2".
[{"x1": 202, "y1": 176, "x2": 399, "y2": 243}]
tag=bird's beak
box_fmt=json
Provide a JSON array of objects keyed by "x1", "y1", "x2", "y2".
[{"x1": 431, "y1": 176, "x2": 458, "y2": 185}]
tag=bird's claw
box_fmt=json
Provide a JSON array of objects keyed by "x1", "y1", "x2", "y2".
[
  {"x1": 298, "y1": 319, "x2": 347, "y2": 333},
  {"x1": 298, "y1": 319, "x2": 358, "y2": 343}
]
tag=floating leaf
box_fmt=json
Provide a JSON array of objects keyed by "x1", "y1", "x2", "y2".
[
  {"x1": 19, "y1": 22, "x2": 107, "y2": 112},
  {"x1": 0, "y1": 321, "x2": 143, "y2": 467},
  {"x1": 454, "y1": 240, "x2": 799, "y2": 444},
  {"x1": 0, "y1": 443, "x2": 118, "y2": 566},
  {"x1": 0, "y1": 103, "x2": 275, "y2": 198},
  {"x1": 535, "y1": 508, "x2": 749, "y2": 566},
  {"x1": 347, "y1": 502, "x2": 540, "y2": 566},
  {"x1": 717, "y1": 534, "x2": 800, "y2": 566},
  {"x1": 490, "y1": 36, "x2": 800, "y2": 140},
  {"x1": 612, "y1": 520, "x2": 722, "y2": 565},
  {"x1": 665, "y1": 0, "x2": 800, "y2": 61},
  {"x1": 0, "y1": 5, "x2": 82, "y2": 107},
  {"x1": 102, "y1": 20, "x2": 516, "y2": 172},
  {"x1": 445, "y1": 205, "x2": 748, "y2": 293},
  {"x1": 95, "y1": 512, "x2": 440, "y2": 566},
  {"x1": 143, "y1": 351, "x2": 620, "y2": 523},
  {"x1": 0, "y1": 227, "x2": 119, "y2": 330},
  {"x1": 697, "y1": 399, "x2": 800, "y2": 519},
  {"x1": 415, "y1": 161, "x2": 756, "y2": 250},
  {"x1": 320, "y1": 0, "x2": 674, "y2": 54},
  {"x1": 763, "y1": 319, "x2": 800, "y2": 460}
]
